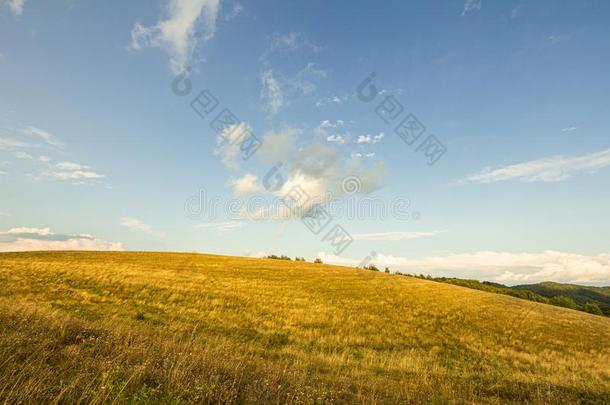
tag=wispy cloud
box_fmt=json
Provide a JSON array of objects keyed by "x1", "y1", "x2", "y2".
[
  {"x1": 464, "y1": 148, "x2": 610, "y2": 183},
  {"x1": 260, "y1": 69, "x2": 284, "y2": 115},
  {"x1": 0, "y1": 137, "x2": 30, "y2": 150},
  {"x1": 353, "y1": 231, "x2": 440, "y2": 241},
  {"x1": 24, "y1": 126, "x2": 63, "y2": 147},
  {"x1": 561, "y1": 126, "x2": 577, "y2": 132},
  {"x1": 130, "y1": 0, "x2": 221, "y2": 73},
  {"x1": 12, "y1": 151, "x2": 32, "y2": 160},
  {"x1": 120, "y1": 217, "x2": 165, "y2": 238},
  {"x1": 222, "y1": 2, "x2": 243, "y2": 20},
  {"x1": 260, "y1": 64, "x2": 326, "y2": 115},
  {"x1": 461, "y1": 0, "x2": 482, "y2": 16},
  {"x1": 0, "y1": 126, "x2": 62, "y2": 151},
  {"x1": 41, "y1": 161, "x2": 105, "y2": 182},
  {"x1": 268, "y1": 32, "x2": 320, "y2": 53},
  {"x1": 319, "y1": 250, "x2": 610, "y2": 286},
  {"x1": 260, "y1": 32, "x2": 325, "y2": 115},
  {"x1": 194, "y1": 221, "x2": 242, "y2": 232},
  {"x1": 1, "y1": 0, "x2": 25, "y2": 16},
  {"x1": 0, "y1": 226, "x2": 123, "y2": 252},
  {"x1": 214, "y1": 122, "x2": 252, "y2": 170}
]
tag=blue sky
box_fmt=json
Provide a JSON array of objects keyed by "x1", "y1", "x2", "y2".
[{"x1": 1, "y1": 0, "x2": 609, "y2": 285}]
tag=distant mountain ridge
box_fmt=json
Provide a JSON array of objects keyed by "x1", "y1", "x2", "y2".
[
  {"x1": 514, "y1": 282, "x2": 610, "y2": 315},
  {"x1": 410, "y1": 276, "x2": 610, "y2": 316}
]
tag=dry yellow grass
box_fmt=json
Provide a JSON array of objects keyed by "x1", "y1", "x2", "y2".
[{"x1": 0, "y1": 251, "x2": 609, "y2": 404}]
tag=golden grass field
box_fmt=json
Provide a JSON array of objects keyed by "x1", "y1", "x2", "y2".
[{"x1": 0, "y1": 251, "x2": 609, "y2": 404}]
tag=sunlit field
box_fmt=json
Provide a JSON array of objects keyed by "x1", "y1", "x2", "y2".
[{"x1": 1, "y1": 251, "x2": 609, "y2": 404}]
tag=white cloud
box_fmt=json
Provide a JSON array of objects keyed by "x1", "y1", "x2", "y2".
[
  {"x1": 353, "y1": 231, "x2": 439, "y2": 241},
  {"x1": 194, "y1": 221, "x2": 242, "y2": 232},
  {"x1": 56, "y1": 161, "x2": 86, "y2": 171},
  {"x1": 461, "y1": 0, "x2": 482, "y2": 16},
  {"x1": 318, "y1": 119, "x2": 344, "y2": 129},
  {"x1": 241, "y1": 139, "x2": 385, "y2": 221},
  {"x1": 350, "y1": 151, "x2": 376, "y2": 159},
  {"x1": 270, "y1": 142, "x2": 384, "y2": 218},
  {"x1": 231, "y1": 173, "x2": 262, "y2": 194},
  {"x1": 120, "y1": 217, "x2": 165, "y2": 238},
  {"x1": 1, "y1": 0, "x2": 25, "y2": 16},
  {"x1": 465, "y1": 148, "x2": 610, "y2": 183},
  {"x1": 315, "y1": 120, "x2": 348, "y2": 144},
  {"x1": 130, "y1": 0, "x2": 221, "y2": 73},
  {"x1": 356, "y1": 133, "x2": 384, "y2": 144},
  {"x1": 5, "y1": 227, "x2": 52, "y2": 235},
  {"x1": 326, "y1": 134, "x2": 346, "y2": 144},
  {"x1": 561, "y1": 126, "x2": 577, "y2": 132},
  {"x1": 243, "y1": 249, "x2": 268, "y2": 258},
  {"x1": 319, "y1": 250, "x2": 610, "y2": 286},
  {"x1": 316, "y1": 95, "x2": 349, "y2": 107},
  {"x1": 0, "y1": 227, "x2": 123, "y2": 252}
]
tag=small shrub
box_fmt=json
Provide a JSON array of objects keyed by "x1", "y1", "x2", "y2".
[
  {"x1": 295, "y1": 257, "x2": 306, "y2": 262},
  {"x1": 265, "y1": 255, "x2": 292, "y2": 261},
  {"x1": 313, "y1": 258, "x2": 323, "y2": 264}
]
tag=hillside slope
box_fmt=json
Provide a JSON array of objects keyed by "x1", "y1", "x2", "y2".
[{"x1": 1, "y1": 251, "x2": 609, "y2": 404}]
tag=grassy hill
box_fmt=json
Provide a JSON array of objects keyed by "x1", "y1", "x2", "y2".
[{"x1": 1, "y1": 251, "x2": 609, "y2": 404}]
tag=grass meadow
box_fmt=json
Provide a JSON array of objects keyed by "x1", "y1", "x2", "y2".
[{"x1": 0, "y1": 251, "x2": 609, "y2": 404}]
